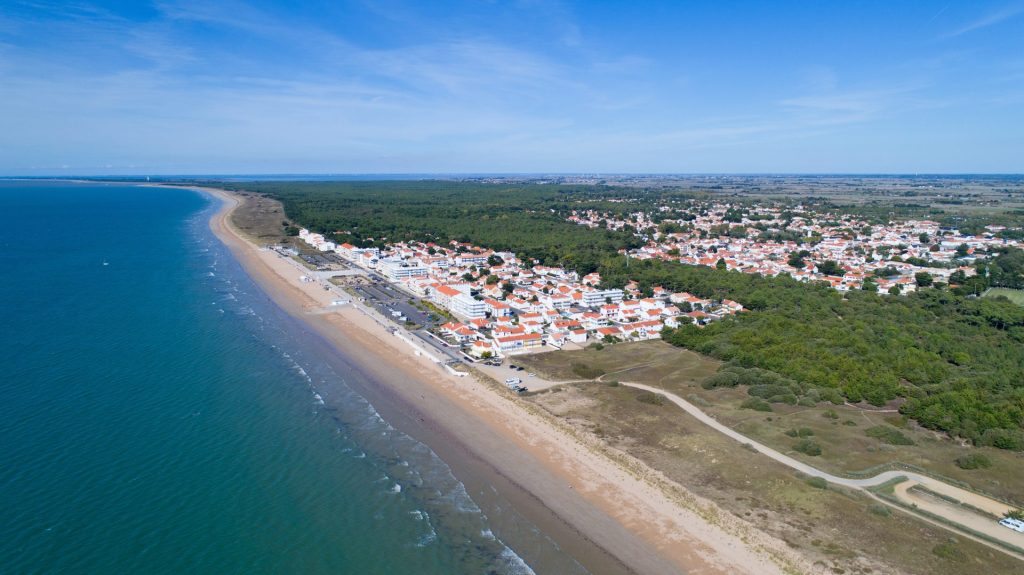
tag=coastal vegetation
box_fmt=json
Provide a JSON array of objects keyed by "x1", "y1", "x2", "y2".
[
  {"x1": 218, "y1": 181, "x2": 1024, "y2": 448},
  {"x1": 523, "y1": 367, "x2": 1021, "y2": 575},
  {"x1": 514, "y1": 341, "x2": 1024, "y2": 504}
]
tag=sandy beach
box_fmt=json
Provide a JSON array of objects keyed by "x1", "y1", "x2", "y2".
[{"x1": 200, "y1": 186, "x2": 808, "y2": 575}]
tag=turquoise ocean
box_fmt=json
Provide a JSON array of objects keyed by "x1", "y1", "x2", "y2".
[{"x1": 0, "y1": 181, "x2": 587, "y2": 574}]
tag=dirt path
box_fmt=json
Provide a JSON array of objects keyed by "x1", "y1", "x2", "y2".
[{"x1": 617, "y1": 381, "x2": 1024, "y2": 560}]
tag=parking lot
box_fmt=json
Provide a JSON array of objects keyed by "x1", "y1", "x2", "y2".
[
  {"x1": 350, "y1": 280, "x2": 469, "y2": 364},
  {"x1": 475, "y1": 360, "x2": 564, "y2": 392}
]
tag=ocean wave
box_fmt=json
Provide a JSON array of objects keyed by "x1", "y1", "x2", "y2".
[{"x1": 499, "y1": 547, "x2": 538, "y2": 575}]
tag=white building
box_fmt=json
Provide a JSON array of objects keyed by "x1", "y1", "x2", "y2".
[
  {"x1": 582, "y1": 289, "x2": 623, "y2": 307},
  {"x1": 450, "y1": 293, "x2": 486, "y2": 319},
  {"x1": 381, "y1": 258, "x2": 428, "y2": 282}
]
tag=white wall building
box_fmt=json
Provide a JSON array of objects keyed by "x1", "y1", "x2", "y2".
[
  {"x1": 582, "y1": 289, "x2": 623, "y2": 307},
  {"x1": 381, "y1": 258, "x2": 428, "y2": 282},
  {"x1": 450, "y1": 293, "x2": 486, "y2": 320}
]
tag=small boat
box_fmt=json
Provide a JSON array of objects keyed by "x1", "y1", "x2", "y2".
[{"x1": 102, "y1": 260, "x2": 109, "y2": 266}]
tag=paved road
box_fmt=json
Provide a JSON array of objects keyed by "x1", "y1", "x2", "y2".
[
  {"x1": 620, "y1": 382, "x2": 950, "y2": 487},
  {"x1": 616, "y1": 381, "x2": 1024, "y2": 558},
  {"x1": 313, "y1": 269, "x2": 366, "y2": 278}
]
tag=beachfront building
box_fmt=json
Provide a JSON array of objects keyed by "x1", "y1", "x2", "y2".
[
  {"x1": 380, "y1": 258, "x2": 429, "y2": 282},
  {"x1": 493, "y1": 332, "x2": 543, "y2": 354}
]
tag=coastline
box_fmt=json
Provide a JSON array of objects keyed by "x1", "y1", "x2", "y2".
[{"x1": 198, "y1": 185, "x2": 803, "y2": 575}]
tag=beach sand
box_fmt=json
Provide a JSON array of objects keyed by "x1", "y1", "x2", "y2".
[{"x1": 201, "y1": 186, "x2": 807, "y2": 575}]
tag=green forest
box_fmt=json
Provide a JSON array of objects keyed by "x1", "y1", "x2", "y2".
[
  {"x1": 221, "y1": 181, "x2": 643, "y2": 274},
  {"x1": 221, "y1": 180, "x2": 1024, "y2": 449}
]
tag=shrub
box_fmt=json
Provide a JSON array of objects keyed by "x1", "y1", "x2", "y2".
[
  {"x1": 768, "y1": 393, "x2": 798, "y2": 405},
  {"x1": 571, "y1": 362, "x2": 605, "y2": 379},
  {"x1": 702, "y1": 371, "x2": 740, "y2": 389},
  {"x1": 931, "y1": 541, "x2": 965, "y2": 562},
  {"x1": 865, "y1": 425, "x2": 915, "y2": 446},
  {"x1": 636, "y1": 391, "x2": 665, "y2": 406},
  {"x1": 822, "y1": 409, "x2": 839, "y2": 420},
  {"x1": 785, "y1": 428, "x2": 813, "y2": 438},
  {"x1": 868, "y1": 504, "x2": 892, "y2": 517},
  {"x1": 979, "y1": 428, "x2": 1024, "y2": 451},
  {"x1": 687, "y1": 394, "x2": 710, "y2": 406},
  {"x1": 606, "y1": 380, "x2": 620, "y2": 387},
  {"x1": 793, "y1": 439, "x2": 822, "y2": 456},
  {"x1": 740, "y1": 398, "x2": 772, "y2": 412},
  {"x1": 806, "y1": 476, "x2": 827, "y2": 489},
  {"x1": 954, "y1": 453, "x2": 992, "y2": 470}
]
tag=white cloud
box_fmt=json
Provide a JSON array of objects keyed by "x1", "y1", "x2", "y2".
[{"x1": 943, "y1": 2, "x2": 1024, "y2": 38}]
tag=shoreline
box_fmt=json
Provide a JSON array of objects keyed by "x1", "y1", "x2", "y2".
[{"x1": 197, "y1": 185, "x2": 801, "y2": 575}]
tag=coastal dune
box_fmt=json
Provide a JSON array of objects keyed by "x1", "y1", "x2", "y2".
[{"x1": 202, "y1": 187, "x2": 803, "y2": 575}]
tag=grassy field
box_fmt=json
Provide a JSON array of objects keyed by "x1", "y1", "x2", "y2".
[
  {"x1": 983, "y1": 288, "x2": 1024, "y2": 306},
  {"x1": 525, "y1": 380, "x2": 1021, "y2": 575},
  {"x1": 516, "y1": 341, "x2": 1024, "y2": 505},
  {"x1": 226, "y1": 191, "x2": 318, "y2": 253}
]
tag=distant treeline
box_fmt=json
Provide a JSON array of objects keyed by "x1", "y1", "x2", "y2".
[
  {"x1": 221, "y1": 181, "x2": 643, "y2": 274},
  {"x1": 221, "y1": 181, "x2": 1024, "y2": 448}
]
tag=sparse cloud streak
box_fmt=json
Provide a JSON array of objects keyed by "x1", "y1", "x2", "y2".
[
  {"x1": 942, "y1": 1, "x2": 1024, "y2": 38},
  {"x1": 0, "y1": 0, "x2": 1022, "y2": 174}
]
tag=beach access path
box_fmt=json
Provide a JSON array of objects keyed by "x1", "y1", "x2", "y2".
[{"x1": 613, "y1": 381, "x2": 1024, "y2": 558}]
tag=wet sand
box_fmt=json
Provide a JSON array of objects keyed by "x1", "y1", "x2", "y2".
[{"x1": 200, "y1": 186, "x2": 801, "y2": 575}]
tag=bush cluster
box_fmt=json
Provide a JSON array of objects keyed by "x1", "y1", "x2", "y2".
[{"x1": 865, "y1": 425, "x2": 915, "y2": 446}]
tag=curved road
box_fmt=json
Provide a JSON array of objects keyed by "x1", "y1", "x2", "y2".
[
  {"x1": 619, "y1": 382, "x2": 921, "y2": 488},
  {"x1": 616, "y1": 381, "x2": 1024, "y2": 558}
]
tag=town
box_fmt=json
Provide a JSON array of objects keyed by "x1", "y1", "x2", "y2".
[
  {"x1": 568, "y1": 201, "x2": 1022, "y2": 294},
  {"x1": 296, "y1": 228, "x2": 745, "y2": 360},
  {"x1": 292, "y1": 197, "x2": 1024, "y2": 361}
]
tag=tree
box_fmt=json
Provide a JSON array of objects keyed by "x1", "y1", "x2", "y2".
[
  {"x1": 888, "y1": 285, "x2": 902, "y2": 295},
  {"x1": 862, "y1": 278, "x2": 878, "y2": 292},
  {"x1": 787, "y1": 250, "x2": 809, "y2": 268},
  {"x1": 487, "y1": 254, "x2": 504, "y2": 266},
  {"x1": 485, "y1": 274, "x2": 499, "y2": 285},
  {"x1": 480, "y1": 351, "x2": 493, "y2": 359},
  {"x1": 716, "y1": 258, "x2": 728, "y2": 270},
  {"x1": 956, "y1": 243, "x2": 970, "y2": 258},
  {"x1": 918, "y1": 233, "x2": 930, "y2": 244},
  {"x1": 915, "y1": 271, "x2": 933, "y2": 287},
  {"x1": 817, "y1": 260, "x2": 843, "y2": 276}
]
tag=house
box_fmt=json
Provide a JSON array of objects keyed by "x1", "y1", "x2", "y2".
[
  {"x1": 569, "y1": 329, "x2": 588, "y2": 344},
  {"x1": 596, "y1": 326, "x2": 624, "y2": 340},
  {"x1": 469, "y1": 339, "x2": 498, "y2": 358},
  {"x1": 493, "y1": 332, "x2": 543, "y2": 353}
]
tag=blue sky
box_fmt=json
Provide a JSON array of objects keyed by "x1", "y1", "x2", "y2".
[{"x1": 1, "y1": 1, "x2": 1022, "y2": 174}]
